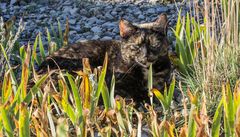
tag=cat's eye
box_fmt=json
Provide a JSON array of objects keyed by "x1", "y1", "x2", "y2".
[{"x1": 149, "y1": 45, "x2": 160, "y2": 50}]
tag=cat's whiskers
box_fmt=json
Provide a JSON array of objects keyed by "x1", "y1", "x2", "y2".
[
  {"x1": 118, "y1": 62, "x2": 137, "y2": 81},
  {"x1": 135, "y1": 58, "x2": 148, "y2": 68}
]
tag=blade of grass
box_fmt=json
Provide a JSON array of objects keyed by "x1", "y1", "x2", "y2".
[
  {"x1": 57, "y1": 19, "x2": 63, "y2": 46},
  {"x1": 1, "y1": 106, "x2": 14, "y2": 137},
  {"x1": 63, "y1": 18, "x2": 69, "y2": 47},
  {"x1": 212, "y1": 99, "x2": 223, "y2": 137},
  {"x1": 148, "y1": 63, "x2": 153, "y2": 105},
  {"x1": 101, "y1": 82, "x2": 110, "y2": 111},
  {"x1": 67, "y1": 73, "x2": 83, "y2": 119},
  {"x1": 38, "y1": 33, "x2": 46, "y2": 62},
  {"x1": 167, "y1": 76, "x2": 175, "y2": 106},
  {"x1": 19, "y1": 103, "x2": 30, "y2": 137},
  {"x1": 109, "y1": 74, "x2": 115, "y2": 108},
  {"x1": 91, "y1": 53, "x2": 108, "y2": 117}
]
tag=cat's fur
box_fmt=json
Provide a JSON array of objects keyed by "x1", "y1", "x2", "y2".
[{"x1": 38, "y1": 13, "x2": 172, "y2": 103}]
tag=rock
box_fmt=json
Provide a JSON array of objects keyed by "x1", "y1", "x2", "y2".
[
  {"x1": 10, "y1": 0, "x2": 17, "y2": 6},
  {"x1": 69, "y1": 30, "x2": 77, "y2": 35},
  {"x1": 113, "y1": 28, "x2": 119, "y2": 34},
  {"x1": 91, "y1": 26, "x2": 102, "y2": 34},
  {"x1": 92, "y1": 35, "x2": 100, "y2": 40},
  {"x1": 0, "y1": 3, "x2": 7, "y2": 10},
  {"x1": 62, "y1": 6, "x2": 72, "y2": 14},
  {"x1": 147, "y1": 8, "x2": 156, "y2": 14},
  {"x1": 76, "y1": 37, "x2": 86, "y2": 42},
  {"x1": 69, "y1": 7, "x2": 78, "y2": 15},
  {"x1": 74, "y1": 25, "x2": 81, "y2": 32},
  {"x1": 102, "y1": 22, "x2": 116, "y2": 28},
  {"x1": 101, "y1": 36, "x2": 112, "y2": 40},
  {"x1": 115, "y1": 36, "x2": 121, "y2": 40},
  {"x1": 86, "y1": 35, "x2": 93, "y2": 39},
  {"x1": 39, "y1": 7, "x2": 47, "y2": 13},
  {"x1": 63, "y1": 0, "x2": 72, "y2": 6},
  {"x1": 50, "y1": 10, "x2": 56, "y2": 15},
  {"x1": 105, "y1": 13, "x2": 114, "y2": 20},
  {"x1": 79, "y1": 9, "x2": 89, "y2": 16},
  {"x1": 69, "y1": 19, "x2": 77, "y2": 25},
  {"x1": 111, "y1": 11, "x2": 118, "y2": 16},
  {"x1": 138, "y1": 15, "x2": 145, "y2": 20},
  {"x1": 156, "y1": 6, "x2": 169, "y2": 13},
  {"x1": 2, "y1": 0, "x2": 191, "y2": 47},
  {"x1": 87, "y1": 17, "x2": 98, "y2": 25}
]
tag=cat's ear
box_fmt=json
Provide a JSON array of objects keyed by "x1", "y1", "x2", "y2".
[
  {"x1": 119, "y1": 19, "x2": 137, "y2": 38},
  {"x1": 136, "y1": 13, "x2": 168, "y2": 35},
  {"x1": 154, "y1": 13, "x2": 168, "y2": 35}
]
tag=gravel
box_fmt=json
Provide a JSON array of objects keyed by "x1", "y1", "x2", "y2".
[{"x1": 0, "y1": 0, "x2": 193, "y2": 45}]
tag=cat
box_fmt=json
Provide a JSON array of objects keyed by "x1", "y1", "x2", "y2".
[{"x1": 37, "y1": 13, "x2": 172, "y2": 103}]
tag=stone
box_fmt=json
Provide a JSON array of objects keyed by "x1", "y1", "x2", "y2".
[
  {"x1": 69, "y1": 7, "x2": 78, "y2": 15},
  {"x1": 105, "y1": 13, "x2": 114, "y2": 20},
  {"x1": 113, "y1": 28, "x2": 119, "y2": 34},
  {"x1": 63, "y1": 0, "x2": 72, "y2": 6},
  {"x1": 69, "y1": 19, "x2": 77, "y2": 25},
  {"x1": 79, "y1": 9, "x2": 89, "y2": 16},
  {"x1": 39, "y1": 7, "x2": 47, "y2": 13},
  {"x1": 91, "y1": 26, "x2": 102, "y2": 34},
  {"x1": 102, "y1": 22, "x2": 116, "y2": 28},
  {"x1": 147, "y1": 8, "x2": 156, "y2": 14},
  {"x1": 69, "y1": 30, "x2": 77, "y2": 35},
  {"x1": 156, "y1": 6, "x2": 169, "y2": 13},
  {"x1": 87, "y1": 17, "x2": 98, "y2": 25},
  {"x1": 0, "y1": 3, "x2": 7, "y2": 10},
  {"x1": 62, "y1": 6, "x2": 72, "y2": 14},
  {"x1": 92, "y1": 35, "x2": 100, "y2": 40},
  {"x1": 86, "y1": 35, "x2": 93, "y2": 39},
  {"x1": 138, "y1": 15, "x2": 145, "y2": 20},
  {"x1": 111, "y1": 11, "x2": 118, "y2": 16},
  {"x1": 101, "y1": 36, "x2": 112, "y2": 40}
]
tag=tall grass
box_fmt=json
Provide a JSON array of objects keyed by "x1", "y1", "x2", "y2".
[{"x1": 171, "y1": 0, "x2": 240, "y2": 115}]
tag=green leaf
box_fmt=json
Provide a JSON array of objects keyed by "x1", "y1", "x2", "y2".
[
  {"x1": 46, "y1": 28, "x2": 52, "y2": 46},
  {"x1": 50, "y1": 25, "x2": 60, "y2": 48},
  {"x1": 212, "y1": 99, "x2": 223, "y2": 137},
  {"x1": 226, "y1": 83, "x2": 234, "y2": 134},
  {"x1": 67, "y1": 73, "x2": 83, "y2": 120},
  {"x1": 31, "y1": 34, "x2": 41, "y2": 65},
  {"x1": 38, "y1": 33, "x2": 46, "y2": 61},
  {"x1": 186, "y1": 13, "x2": 191, "y2": 41},
  {"x1": 1, "y1": 71, "x2": 12, "y2": 104},
  {"x1": 60, "y1": 79, "x2": 76, "y2": 124},
  {"x1": 23, "y1": 74, "x2": 48, "y2": 104},
  {"x1": 1, "y1": 107, "x2": 14, "y2": 137},
  {"x1": 188, "y1": 106, "x2": 197, "y2": 137},
  {"x1": 19, "y1": 46, "x2": 26, "y2": 61},
  {"x1": 57, "y1": 19, "x2": 63, "y2": 46},
  {"x1": 95, "y1": 53, "x2": 108, "y2": 105},
  {"x1": 101, "y1": 82, "x2": 110, "y2": 110},
  {"x1": 19, "y1": 103, "x2": 30, "y2": 137},
  {"x1": 175, "y1": 9, "x2": 182, "y2": 36},
  {"x1": 167, "y1": 76, "x2": 175, "y2": 106}
]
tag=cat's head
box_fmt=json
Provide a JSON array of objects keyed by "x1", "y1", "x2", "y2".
[{"x1": 119, "y1": 13, "x2": 169, "y2": 67}]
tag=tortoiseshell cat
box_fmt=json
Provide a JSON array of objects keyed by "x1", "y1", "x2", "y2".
[{"x1": 38, "y1": 13, "x2": 172, "y2": 103}]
